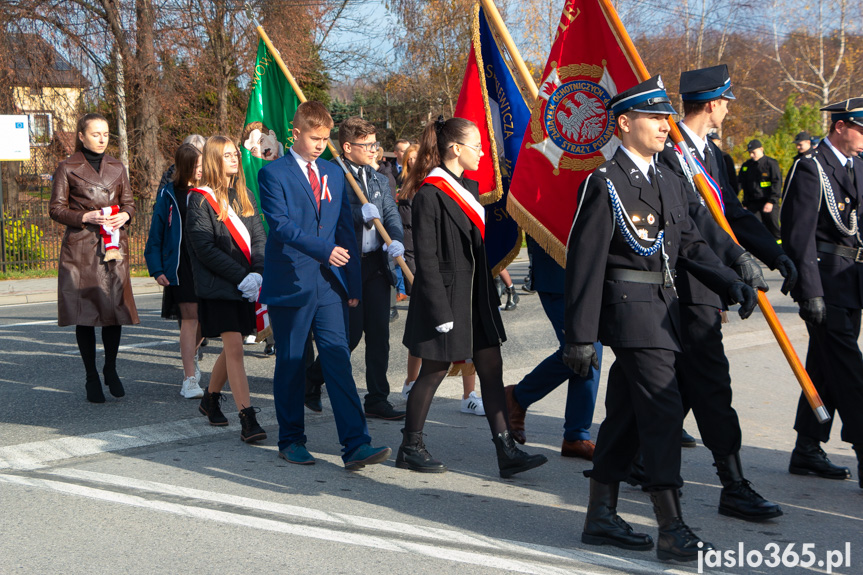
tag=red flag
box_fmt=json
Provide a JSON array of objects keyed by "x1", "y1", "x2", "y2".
[{"x1": 507, "y1": 0, "x2": 641, "y2": 266}]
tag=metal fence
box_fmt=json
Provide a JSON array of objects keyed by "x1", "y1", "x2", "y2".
[{"x1": 1, "y1": 199, "x2": 154, "y2": 274}]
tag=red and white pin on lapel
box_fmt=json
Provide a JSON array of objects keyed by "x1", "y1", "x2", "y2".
[{"x1": 321, "y1": 174, "x2": 332, "y2": 203}]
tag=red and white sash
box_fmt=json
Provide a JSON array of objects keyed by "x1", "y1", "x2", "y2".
[
  {"x1": 191, "y1": 187, "x2": 271, "y2": 340},
  {"x1": 100, "y1": 205, "x2": 122, "y2": 260},
  {"x1": 423, "y1": 167, "x2": 486, "y2": 239}
]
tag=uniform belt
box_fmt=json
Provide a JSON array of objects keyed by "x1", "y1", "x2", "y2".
[
  {"x1": 606, "y1": 268, "x2": 672, "y2": 284},
  {"x1": 816, "y1": 241, "x2": 863, "y2": 262}
]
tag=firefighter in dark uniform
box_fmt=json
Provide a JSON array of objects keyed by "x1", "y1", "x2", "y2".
[
  {"x1": 739, "y1": 139, "x2": 783, "y2": 240},
  {"x1": 656, "y1": 64, "x2": 798, "y2": 522},
  {"x1": 781, "y1": 99, "x2": 863, "y2": 488},
  {"x1": 564, "y1": 76, "x2": 758, "y2": 562},
  {"x1": 793, "y1": 131, "x2": 813, "y2": 162}
]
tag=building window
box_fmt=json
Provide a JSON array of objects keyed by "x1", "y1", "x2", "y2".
[{"x1": 29, "y1": 113, "x2": 52, "y2": 146}]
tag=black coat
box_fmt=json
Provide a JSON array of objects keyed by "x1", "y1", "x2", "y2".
[
  {"x1": 739, "y1": 155, "x2": 782, "y2": 205},
  {"x1": 658, "y1": 133, "x2": 783, "y2": 307},
  {"x1": 398, "y1": 197, "x2": 415, "y2": 293},
  {"x1": 565, "y1": 148, "x2": 740, "y2": 351},
  {"x1": 403, "y1": 171, "x2": 505, "y2": 361},
  {"x1": 781, "y1": 141, "x2": 863, "y2": 308},
  {"x1": 186, "y1": 188, "x2": 266, "y2": 301}
]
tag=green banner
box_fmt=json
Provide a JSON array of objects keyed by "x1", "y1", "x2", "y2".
[{"x1": 241, "y1": 39, "x2": 299, "y2": 230}]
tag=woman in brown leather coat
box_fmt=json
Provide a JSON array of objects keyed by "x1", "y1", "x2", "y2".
[{"x1": 49, "y1": 113, "x2": 139, "y2": 403}]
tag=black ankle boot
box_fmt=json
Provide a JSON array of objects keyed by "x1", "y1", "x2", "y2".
[
  {"x1": 493, "y1": 430, "x2": 548, "y2": 478},
  {"x1": 239, "y1": 406, "x2": 266, "y2": 443},
  {"x1": 396, "y1": 429, "x2": 447, "y2": 473},
  {"x1": 503, "y1": 286, "x2": 519, "y2": 311},
  {"x1": 85, "y1": 372, "x2": 105, "y2": 403},
  {"x1": 102, "y1": 366, "x2": 125, "y2": 398},
  {"x1": 198, "y1": 389, "x2": 228, "y2": 426},
  {"x1": 789, "y1": 435, "x2": 850, "y2": 479},
  {"x1": 714, "y1": 452, "x2": 782, "y2": 521},
  {"x1": 582, "y1": 479, "x2": 654, "y2": 550},
  {"x1": 650, "y1": 489, "x2": 714, "y2": 562}
]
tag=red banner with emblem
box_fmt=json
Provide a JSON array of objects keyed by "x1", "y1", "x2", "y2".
[{"x1": 507, "y1": 0, "x2": 641, "y2": 267}]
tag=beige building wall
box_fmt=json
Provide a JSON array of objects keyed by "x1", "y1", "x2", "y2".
[{"x1": 13, "y1": 86, "x2": 82, "y2": 134}]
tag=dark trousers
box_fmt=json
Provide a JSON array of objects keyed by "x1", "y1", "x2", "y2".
[
  {"x1": 348, "y1": 250, "x2": 392, "y2": 407},
  {"x1": 677, "y1": 303, "x2": 742, "y2": 457},
  {"x1": 591, "y1": 347, "x2": 684, "y2": 491},
  {"x1": 746, "y1": 200, "x2": 781, "y2": 240},
  {"x1": 795, "y1": 304, "x2": 863, "y2": 445},
  {"x1": 269, "y1": 279, "x2": 371, "y2": 459},
  {"x1": 513, "y1": 292, "x2": 601, "y2": 441}
]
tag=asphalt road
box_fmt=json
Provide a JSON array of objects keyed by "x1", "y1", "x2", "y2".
[{"x1": 0, "y1": 259, "x2": 860, "y2": 574}]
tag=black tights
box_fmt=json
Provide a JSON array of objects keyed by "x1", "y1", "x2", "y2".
[
  {"x1": 76, "y1": 325, "x2": 122, "y2": 376},
  {"x1": 404, "y1": 345, "x2": 508, "y2": 436}
]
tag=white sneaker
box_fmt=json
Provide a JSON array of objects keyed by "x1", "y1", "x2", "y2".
[
  {"x1": 402, "y1": 380, "x2": 415, "y2": 400},
  {"x1": 244, "y1": 335, "x2": 257, "y2": 345},
  {"x1": 460, "y1": 391, "x2": 485, "y2": 416},
  {"x1": 180, "y1": 376, "x2": 204, "y2": 399}
]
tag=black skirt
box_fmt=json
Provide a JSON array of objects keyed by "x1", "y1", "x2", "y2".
[
  {"x1": 161, "y1": 245, "x2": 199, "y2": 319},
  {"x1": 198, "y1": 298, "x2": 256, "y2": 338}
]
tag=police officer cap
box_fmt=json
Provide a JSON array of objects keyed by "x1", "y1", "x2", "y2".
[
  {"x1": 679, "y1": 64, "x2": 736, "y2": 102},
  {"x1": 707, "y1": 132, "x2": 720, "y2": 141},
  {"x1": 607, "y1": 75, "x2": 676, "y2": 117},
  {"x1": 821, "y1": 98, "x2": 863, "y2": 128},
  {"x1": 794, "y1": 131, "x2": 811, "y2": 143},
  {"x1": 747, "y1": 139, "x2": 763, "y2": 151}
]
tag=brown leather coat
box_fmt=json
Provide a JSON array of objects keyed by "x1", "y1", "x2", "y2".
[{"x1": 49, "y1": 151, "x2": 140, "y2": 327}]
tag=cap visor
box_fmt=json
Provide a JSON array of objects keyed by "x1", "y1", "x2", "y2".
[
  {"x1": 631, "y1": 102, "x2": 677, "y2": 115},
  {"x1": 722, "y1": 87, "x2": 736, "y2": 100}
]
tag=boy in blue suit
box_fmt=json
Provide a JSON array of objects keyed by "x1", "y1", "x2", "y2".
[{"x1": 258, "y1": 101, "x2": 391, "y2": 469}]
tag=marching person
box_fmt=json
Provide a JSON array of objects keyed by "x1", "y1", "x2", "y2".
[
  {"x1": 145, "y1": 143, "x2": 205, "y2": 399},
  {"x1": 793, "y1": 131, "x2": 813, "y2": 162},
  {"x1": 566, "y1": 77, "x2": 757, "y2": 561},
  {"x1": 49, "y1": 113, "x2": 139, "y2": 403},
  {"x1": 739, "y1": 139, "x2": 783, "y2": 240},
  {"x1": 337, "y1": 116, "x2": 406, "y2": 420},
  {"x1": 505, "y1": 236, "x2": 601, "y2": 461},
  {"x1": 186, "y1": 135, "x2": 267, "y2": 443},
  {"x1": 258, "y1": 101, "x2": 391, "y2": 470},
  {"x1": 398, "y1": 116, "x2": 547, "y2": 478},
  {"x1": 781, "y1": 99, "x2": 863, "y2": 488},
  {"x1": 656, "y1": 64, "x2": 795, "y2": 522}
]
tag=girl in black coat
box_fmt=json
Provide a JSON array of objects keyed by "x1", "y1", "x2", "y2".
[
  {"x1": 186, "y1": 135, "x2": 267, "y2": 444},
  {"x1": 398, "y1": 117, "x2": 547, "y2": 478}
]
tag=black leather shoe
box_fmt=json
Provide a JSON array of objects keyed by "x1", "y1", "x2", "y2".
[
  {"x1": 681, "y1": 428, "x2": 696, "y2": 448},
  {"x1": 396, "y1": 429, "x2": 447, "y2": 473},
  {"x1": 365, "y1": 401, "x2": 406, "y2": 420},
  {"x1": 304, "y1": 397, "x2": 323, "y2": 412},
  {"x1": 650, "y1": 489, "x2": 715, "y2": 562},
  {"x1": 389, "y1": 307, "x2": 399, "y2": 322},
  {"x1": 582, "y1": 479, "x2": 654, "y2": 550},
  {"x1": 493, "y1": 430, "x2": 548, "y2": 478},
  {"x1": 85, "y1": 373, "x2": 105, "y2": 404},
  {"x1": 103, "y1": 367, "x2": 125, "y2": 398},
  {"x1": 264, "y1": 343, "x2": 275, "y2": 356},
  {"x1": 715, "y1": 453, "x2": 782, "y2": 521},
  {"x1": 789, "y1": 436, "x2": 851, "y2": 479}
]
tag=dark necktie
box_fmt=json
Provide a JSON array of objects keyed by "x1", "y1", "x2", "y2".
[
  {"x1": 703, "y1": 145, "x2": 714, "y2": 177},
  {"x1": 307, "y1": 162, "x2": 321, "y2": 210},
  {"x1": 847, "y1": 160, "x2": 856, "y2": 188},
  {"x1": 647, "y1": 165, "x2": 659, "y2": 193}
]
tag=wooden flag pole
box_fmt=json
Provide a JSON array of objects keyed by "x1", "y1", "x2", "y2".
[
  {"x1": 245, "y1": 5, "x2": 414, "y2": 285},
  {"x1": 479, "y1": 0, "x2": 828, "y2": 422}
]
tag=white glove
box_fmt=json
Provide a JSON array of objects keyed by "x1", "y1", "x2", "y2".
[
  {"x1": 361, "y1": 203, "x2": 380, "y2": 223},
  {"x1": 238, "y1": 273, "x2": 262, "y2": 302},
  {"x1": 435, "y1": 322, "x2": 454, "y2": 333},
  {"x1": 384, "y1": 240, "x2": 405, "y2": 259}
]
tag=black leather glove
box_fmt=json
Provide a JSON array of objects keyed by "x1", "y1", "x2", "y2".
[
  {"x1": 562, "y1": 343, "x2": 599, "y2": 378},
  {"x1": 799, "y1": 297, "x2": 826, "y2": 325},
  {"x1": 727, "y1": 281, "x2": 758, "y2": 319},
  {"x1": 773, "y1": 253, "x2": 798, "y2": 295},
  {"x1": 732, "y1": 252, "x2": 768, "y2": 292}
]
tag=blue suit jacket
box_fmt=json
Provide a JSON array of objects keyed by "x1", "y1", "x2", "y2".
[{"x1": 258, "y1": 150, "x2": 361, "y2": 307}]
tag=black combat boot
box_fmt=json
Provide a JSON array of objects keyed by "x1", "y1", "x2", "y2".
[
  {"x1": 503, "y1": 286, "x2": 519, "y2": 311},
  {"x1": 198, "y1": 389, "x2": 229, "y2": 426},
  {"x1": 493, "y1": 430, "x2": 548, "y2": 478},
  {"x1": 582, "y1": 479, "x2": 654, "y2": 550},
  {"x1": 85, "y1": 372, "x2": 105, "y2": 404},
  {"x1": 714, "y1": 452, "x2": 782, "y2": 521},
  {"x1": 239, "y1": 407, "x2": 266, "y2": 443},
  {"x1": 650, "y1": 489, "x2": 715, "y2": 562},
  {"x1": 395, "y1": 429, "x2": 447, "y2": 473},
  {"x1": 789, "y1": 435, "x2": 851, "y2": 479}
]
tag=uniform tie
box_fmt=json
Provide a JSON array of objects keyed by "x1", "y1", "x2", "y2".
[
  {"x1": 308, "y1": 162, "x2": 321, "y2": 210},
  {"x1": 847, "y1": 159, "x2": 856, "y2": 188}
]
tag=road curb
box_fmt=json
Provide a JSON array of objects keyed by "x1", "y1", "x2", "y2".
[{"x1": 0, "y1": 284, "x2": 163, "y2": 307}]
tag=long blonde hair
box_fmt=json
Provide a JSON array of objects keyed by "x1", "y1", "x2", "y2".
[{"x1": 199, "y1": 135, "x2": 254, "y2": 220}]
